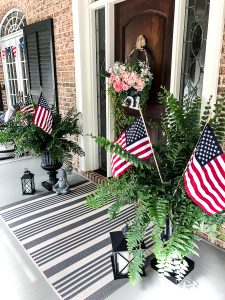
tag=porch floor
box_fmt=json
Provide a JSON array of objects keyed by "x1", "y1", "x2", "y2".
[{"x1": 0, "y1": 157, "x2": 225, "y2": 300}]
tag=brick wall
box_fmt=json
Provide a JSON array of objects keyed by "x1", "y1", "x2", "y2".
[
  {"x1": 0, "y1": 0, "x2": 76, "y2": 116},
  {"x1": 218, "y1": 25, "x2": 225, "y2": 93},
  {"x1": 204, "y1": 27, "x2": 225, "y2": 250}
]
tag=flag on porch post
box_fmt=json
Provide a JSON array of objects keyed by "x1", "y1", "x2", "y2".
[{"x1": 184, "y1": 124, "x2": 225, "y2": 215}]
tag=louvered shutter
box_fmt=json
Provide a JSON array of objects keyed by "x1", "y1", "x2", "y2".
[{"x1": 23, "y1": 19, "x2": 57, "y2": 106}]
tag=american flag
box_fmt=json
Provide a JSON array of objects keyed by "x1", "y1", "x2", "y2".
[
  {"x1": 11, "y1": 45, "x2": 16, "y2": 59},
  {"x1": 111, "y1": 117, "x2": 153, "y2": 177},
  {"x1": 33, "y1": 92, "x2": 53, "y2": 134},
  {"x1": 184, "y1": 124, "x2": 225, "y2": 215},
  {"x1": 1, "y1": 49, "x2": 6, "y2": 59},
  {"x1": 6, "y1": 47, "x2": 11, "y2": 59},
  {"x1": 19, "y1": 95, "x2": 35, "y2": 114}
]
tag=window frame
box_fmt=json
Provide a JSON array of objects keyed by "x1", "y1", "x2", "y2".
[{"x1": 0, "y1": 29, "x2": 29, "y2": 106}]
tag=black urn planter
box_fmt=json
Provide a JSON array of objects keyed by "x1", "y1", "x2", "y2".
[
  {"x1": 151, "y1": 256, "x2": 195, "y2": 285},
  {"x1": 41, "y1": 150, "x2": 63, "y2": 191}
]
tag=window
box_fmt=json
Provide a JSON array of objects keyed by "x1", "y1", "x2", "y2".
[
  {"x1": 0, "y1": 9, "x2": 26, "y2": 37},
  {"x1": 23, "y1": 19, "x2": 57, "y2": 105},
  {"x1": 180, "y1": 0, "x2": 210, "y2": 100},
  {"x1": 95, "y1": 8, "x2": 107, "y2": 173},
  {"x1": 0, "y1": 10, "x2": 29, "y2": 106}
]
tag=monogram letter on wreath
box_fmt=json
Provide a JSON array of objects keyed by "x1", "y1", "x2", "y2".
[{"x1": 107, "y1": 35, "x2": 153, "y2": 111}]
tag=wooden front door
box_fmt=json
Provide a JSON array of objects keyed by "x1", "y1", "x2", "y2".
[{"x1": 115, "y1": 0, "x2": 175, "y2": 141}]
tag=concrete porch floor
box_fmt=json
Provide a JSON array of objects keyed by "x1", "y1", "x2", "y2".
[{"x1": 0, "y1": 157, "x2": 225, "y2": 300}]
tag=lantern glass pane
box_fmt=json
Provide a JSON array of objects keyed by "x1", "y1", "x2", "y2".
[
  {"x1": 23, "y1": 179, "x2": 32, "y2": 193},
  {"x1": 117, "y1": 252, "x2": 131, "y2": 275}
]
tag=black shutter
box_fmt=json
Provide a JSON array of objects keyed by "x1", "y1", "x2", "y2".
[{"x1": 23, "y1": 19, "x2": 57, "y2": 106}]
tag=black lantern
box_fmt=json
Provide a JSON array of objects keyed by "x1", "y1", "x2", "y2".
[
  {"x1": 21, "y1": 169, "x2": 35, "y2": 195},
  {"x1": 110, "y1": 231, "x2": 146, "y2": 279}
]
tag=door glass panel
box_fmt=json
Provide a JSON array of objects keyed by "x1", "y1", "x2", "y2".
[
  {"x1": 180, "y1": 0, "x2": 210, "y2": 101},
  {"x1": 1, "y1": 36, "x2": 29, "y2": 106},
  {"x1": 19, "y1": 40, "x2": 29, "y2": 97},
  {"x1": 95, "y1": 8, "x2": 106, "y2": 173},
  {"x1": 5, "y1": 47, "x2": 18, "y2": 105}
]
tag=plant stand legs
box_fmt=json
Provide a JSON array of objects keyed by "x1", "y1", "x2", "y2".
[{"x1": 42, "y1": 170, "x2": 59, "y2": 191}]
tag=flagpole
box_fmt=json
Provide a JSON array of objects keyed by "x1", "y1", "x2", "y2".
[
  {"x1": 172, "y1": 113, "x2": 212, "y2": 196},
  {"x1": 139, "y1": 106, "x2": 164, "y2": 184}
]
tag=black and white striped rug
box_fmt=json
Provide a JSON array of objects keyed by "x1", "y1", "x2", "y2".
[{"x1": 0, "y1": 181, "x2": 152, "y2": 300}]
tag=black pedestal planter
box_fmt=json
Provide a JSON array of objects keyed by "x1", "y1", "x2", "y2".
[
  {"x1": 151, "y1": 257, "x2": 195, "y2": 284},
  {"x1": 41, "y1": 151, "x2": 62, "y2": 191}
]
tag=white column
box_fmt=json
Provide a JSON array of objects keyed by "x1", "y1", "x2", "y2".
[
  {"x1": 201, "y1": 0, "x2": 225, "y2": 114},
  {"x1": 170, "y1": 0, "x2": 186, "y2": 99},
  {"x1": 72, "y1": 0, "x2": 99, "y2": 172}
]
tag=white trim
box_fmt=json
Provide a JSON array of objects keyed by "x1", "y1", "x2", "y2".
[
  {"x1": 0, "y1": 29, "x2": 23, "y2": 44},
  {"x1": 105, "y1": 2, "x2": 115, "y2": 176},
  {"x1": 72, "y1": 0, "x2": 125, "y2": 174},
  {"x1": 170, "y1": 0, "x2": 186, "y2": 99},
  {"x1": 72, "y1": 0, "x2": 99, "y2": 172},
  {"x1": 201, "y1": 0, "x2": 225, "y2": 114}
]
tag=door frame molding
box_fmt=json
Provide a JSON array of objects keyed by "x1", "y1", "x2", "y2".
[
  {"x1": 72, "y1": 0, "x2": 125, "y2": 174},
  {"x1": 72, "y1": 0, "x2": 225, "y2": 174}
]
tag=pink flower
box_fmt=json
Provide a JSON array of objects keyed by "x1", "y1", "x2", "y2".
[
  {"x1": 134, "y1": 78, "x2": 145, "y2": 91},
  {"x1": 113, "y1": 81, "x2": 123, "y2": 92},
  {"x1": 122, "y1": 83, "x2": 129, "y2": 91},
  {"x1": 109, "y1": 74, "x2": 114, "y2": 85}
]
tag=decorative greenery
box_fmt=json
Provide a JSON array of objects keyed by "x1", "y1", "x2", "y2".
[
  {"x1": 106, "y1": 87, "x2": 135, "y2": 137},
  {"x1": 0, "y1": 108, "x2": 84, "y2": 171},
  {"x1": 86, "y1": 87, "x2": 225, "y2": 285},
  {"x1": 105, "y1": 60, "x2": 153, "y2": 137}
]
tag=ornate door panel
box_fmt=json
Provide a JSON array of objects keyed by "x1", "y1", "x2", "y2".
[{"x1": 115, "y1": 0, "x2": 175, "y2": 141}]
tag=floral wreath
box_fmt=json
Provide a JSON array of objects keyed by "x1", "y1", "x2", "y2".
[{"x1": 106, "y1": 35, "x2": 153, "y2": 108}]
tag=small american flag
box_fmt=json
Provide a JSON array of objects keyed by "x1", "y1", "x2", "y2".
[
  {"x1": 111, "y1": 117, "x2": 153, "y2": 177},
  {"x1": 1, "y1": 49, "x2": 6, "y2": 59},
  {"x1": 11, "y1": 45, "x2": 16, "y2": 59},
  {"x1": 33, "y1": 92, "x2": 53, "y2": 134},
  {"x1": 19, "y1": 95, "x2": 35, "y2": 114},
  {"x1": 6, "y1": 47, "x2": 11, "y2": 59},
  {"x1": 184, "y1": 124, "x2": 225, "y2": 215}
]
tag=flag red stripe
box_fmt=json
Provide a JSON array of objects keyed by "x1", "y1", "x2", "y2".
[
  {"x1": 191, "y1": 159, "x2": 225, "y2": 211},
  {"x1": 184, "y1": 168, "x2": 216, "y2": 214},
  {"x1": 112, "y1": 161, "x2": 133, "y2": 177},
  {"x1": 126, "y1": 139, "x2": 151, "y2": 152},
  {"x1": 201, "y1": 161, "x2": 225, "y2": 206},
  {"x1": 210, "y1": 155, "x2": 225, "y2": 189},
  {"x1": 184, "y1": 172, "x2": 215, "y2": 215},
  {"x1": 187, "y1": 165, "x2": 219, "y2": 212},
  {"x1": 111, "y1": 144, "x2": 152, "y2": 175},
  {"x1": 111, "y1": 140, "x2": 152, "y2": 166}
]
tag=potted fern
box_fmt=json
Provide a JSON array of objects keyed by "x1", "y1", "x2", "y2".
[
  {"x1": 0, "y1": 106, "x2": 84, "y2": 189},
  {"x1": 86, "y1": 88, "x2": 225, "y2": 284}
]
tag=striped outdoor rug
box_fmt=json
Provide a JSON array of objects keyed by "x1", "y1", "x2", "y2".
[{"x1": 0, "y1": 181, "x2": 152, "y2": 300}]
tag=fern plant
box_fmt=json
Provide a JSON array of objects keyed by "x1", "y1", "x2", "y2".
[
  {"x1": 86, "y1": 87, "x2": 225, "y2": 284},
  {"x1": 0, "y1": 108, "x2": 85, "y2": 171}
]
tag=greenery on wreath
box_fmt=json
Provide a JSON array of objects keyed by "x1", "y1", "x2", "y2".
[
  {"x1": 0, "y1": 107, "x2": 84, "y2": 171},
  {"x1": 87, "y1": 88, "x2": 225, "y2": 284}
]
